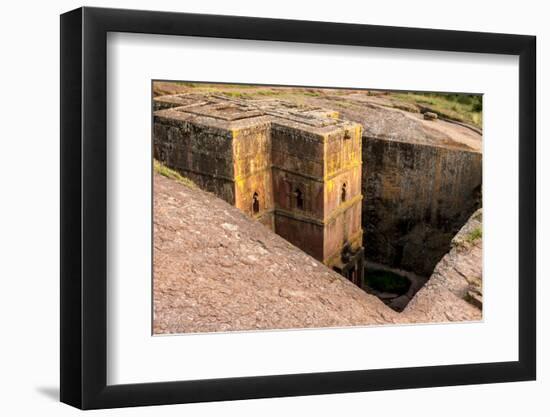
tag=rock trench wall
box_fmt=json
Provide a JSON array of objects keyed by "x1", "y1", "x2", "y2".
[{"x1": 362, "y1": 137, "x2": 482, "y2": 277}]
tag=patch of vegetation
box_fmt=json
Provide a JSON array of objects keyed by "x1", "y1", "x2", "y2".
[
  {"x1": 465, "y1": 227, "x2": 482, "y2": 243},
  {"x1": 390, "y1": 92, "x2": 482, "y2": 128},
  {"x1": 327, "y1": 99, "x2": 354, "y2": 108},
  {"x1": 254, "y1": 89, "x2": 281, "y2": 96},
  {"x1": 365, "y1": 269, "x2": 411, "y2": 294},
  {"x1": 174, "y1": 81, "x2": 203, "y2": 88},
  {"x1": 221, "y1": 91, "x2": 255, "y2": 99},
  {"x1": 154, "y1": 159, "x2": 196, "y2": 188}
]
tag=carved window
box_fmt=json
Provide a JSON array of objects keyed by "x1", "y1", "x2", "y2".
[
  {"x1": 294, "y1": 188, "x2": 304, "y2": 210},
  {"x1": 252, "y1": 192, "x2": 260, "y2": 214},
  {"x1": 341, "y1": 183, "x2": 347, "y2": 203}
]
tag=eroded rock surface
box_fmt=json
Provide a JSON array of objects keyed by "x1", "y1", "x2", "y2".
[
  {"x1": 153, "y1": 165, "x2": 482, "y2": 334},
  {"x1": 153, "y1": 173, "x2": 398, "y2": 334}
]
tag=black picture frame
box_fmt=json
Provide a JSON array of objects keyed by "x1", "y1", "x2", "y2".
[{"x1": 60, "y1": 6, "x2": 536, "y2": 410}]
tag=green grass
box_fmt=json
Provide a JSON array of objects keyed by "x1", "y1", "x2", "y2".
[
  {"x1": 465, "y1": 227, "x2": 482, "y2": 243},
  {"x1": 154, "y1": 159, "x2": 196, "y2": 188},
  {"x1": 254, "y1": 90, "x2": 282, "y2": 96},
  {"x1": 390, "y1": 92, "x2": 482, "y2": 128},
  {"x1": 365, "y1": 270, "x2": 411, "y2": 294},
  {"x1": 174, "y1": 82, "x2": 203, "y2": 88},
  {"x1": 221, "y1": 91, "x2": 255, "y2": 99}
]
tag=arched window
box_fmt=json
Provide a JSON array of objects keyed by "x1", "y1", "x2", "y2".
[
  {"x1": 294, "y1": 188, "x2": 304, "y2": 210},
  {"x1": 341, "y1": 183, "x2": 347, "y2": 203},
  {"x1": 252, "y1": 192, "x2": 260, "y2": 214}
]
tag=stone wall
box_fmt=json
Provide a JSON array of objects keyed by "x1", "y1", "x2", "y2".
[
  {"x1": 270, "y1": 122, "x2": 325, "y2": 218},
  {"x1": 153, "y1": 114, "x2": 237, "y2": 204},
  {"x1": 362, "y1": 137, "x2": 482, "y2": 276},
  {"x1": 323, "y1": 127, "x2": 363, "y2": 265},
  {"x1": 232, "y1": 123, "x2": 274, "y2": 228}
]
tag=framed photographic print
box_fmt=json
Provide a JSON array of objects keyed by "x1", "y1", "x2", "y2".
[{"x1": 60, "y1": 6, "x2": 536, "y2": 409}]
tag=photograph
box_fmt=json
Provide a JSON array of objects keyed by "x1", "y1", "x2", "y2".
[{"x1": 152, "y1": 81, "x2": 483, "y2": 334}]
